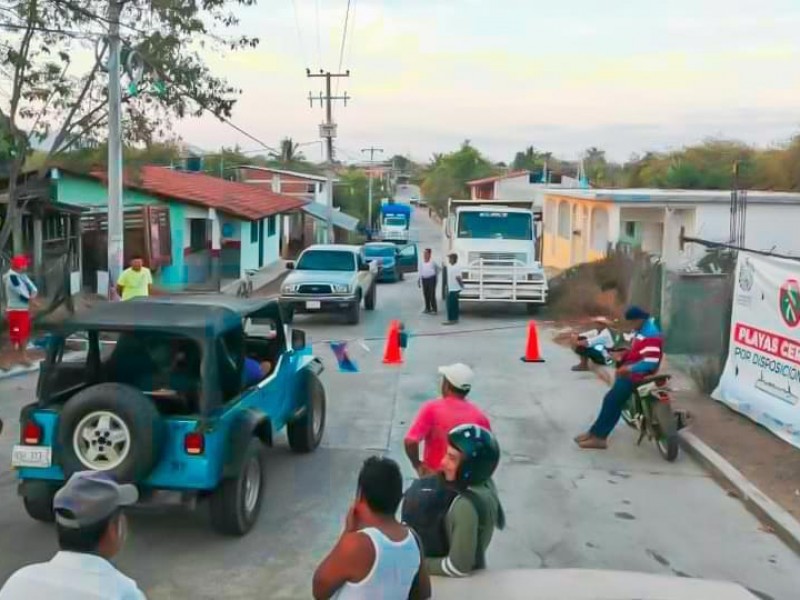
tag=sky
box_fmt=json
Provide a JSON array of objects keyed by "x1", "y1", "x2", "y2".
[{"x1": 169, "y1": 0, "x2": 798, "y2": 163}]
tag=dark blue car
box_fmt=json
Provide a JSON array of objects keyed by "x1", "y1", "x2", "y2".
[{"x1": 364, "y1": 242, "x2": 419, "y2": 282}]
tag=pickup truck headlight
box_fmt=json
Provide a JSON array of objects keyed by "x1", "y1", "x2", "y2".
[
  {"x1": 333, "y1": 284, "x2": 350, "y2": 294},
  {"x1": 282, "y1": 284, "x2": 298, "y2": 293}
]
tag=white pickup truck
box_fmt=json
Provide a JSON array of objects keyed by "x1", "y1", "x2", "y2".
[{"x1": 442, "y1": 199, "x2": 548, "y2": 311}]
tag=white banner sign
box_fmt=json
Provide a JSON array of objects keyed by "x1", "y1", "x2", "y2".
[{"x1": 713, "y1": 252, "x2": 800, "y2": 448}]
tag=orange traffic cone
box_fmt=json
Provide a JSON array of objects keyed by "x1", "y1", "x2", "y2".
[
  {"x1": 383, "y1": 320, "x2": 403, "y2": 365},
  {"x1": 521, "y1": 320, "x2": 545, "y2": 363}
]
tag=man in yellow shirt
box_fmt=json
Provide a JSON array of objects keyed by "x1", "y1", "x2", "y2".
[{"x1": 116, "y1": 256, "x2": 153, "y2": 301}]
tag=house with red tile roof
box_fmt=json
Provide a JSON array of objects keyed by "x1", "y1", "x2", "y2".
[
  {"x1": 233, "y1": 166, "x2": 359, "y2": 256},
  {"x1": 51, "y1": 165, "x2": 307, "y2": 291}
]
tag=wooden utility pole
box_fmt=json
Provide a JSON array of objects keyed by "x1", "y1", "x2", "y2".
[{"x1": 307, "y1": 69, "x2": 350, "y2": 243}]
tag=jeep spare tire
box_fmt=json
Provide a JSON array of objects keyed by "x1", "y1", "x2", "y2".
[{"x1": 57, "y1": 383, "x2": 164, "y2": 483}]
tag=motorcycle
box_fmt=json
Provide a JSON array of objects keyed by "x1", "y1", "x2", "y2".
[{"x1": 621, "y1": 373, "x2": 680, "y2": 462}]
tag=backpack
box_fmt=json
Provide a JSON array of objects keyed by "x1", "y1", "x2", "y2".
[{"x1": 401, "y1": 476, "x2": 492, "y2": 568}]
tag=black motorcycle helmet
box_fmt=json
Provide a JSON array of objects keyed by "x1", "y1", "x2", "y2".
[{"x1": 447, "y1": 424, "x2": 500, "y2": 487}]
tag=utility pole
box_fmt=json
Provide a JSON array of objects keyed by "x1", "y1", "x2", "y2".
[
  {"x1": 106, "y1": 0, "x2": 124, "y2": 298},
  {"x1": 361, "y1": 146, "x2": 384, "y2": 232},
  {"x1": 307, "y1": 69, "x2": 350, "y2": 243}
]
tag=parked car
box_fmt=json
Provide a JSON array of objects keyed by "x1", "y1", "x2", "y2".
[
  {"x1": 11, "y1": 296, "x2": 326, "y2": 536},
  {"x1": 363, "y1": 242, "x2": 419, "y2": 282},
  {"x1": 281, "y1": 244, "x2": 378, "y2": 325}
]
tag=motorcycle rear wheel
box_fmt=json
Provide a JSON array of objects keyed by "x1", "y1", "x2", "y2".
[{"x1": 652, "y1": 402, "x2": 679, "y2": 462}]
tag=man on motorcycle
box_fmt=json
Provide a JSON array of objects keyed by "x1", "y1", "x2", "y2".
[
  {"x1": 575, "y1": 306, "x2": 663, "y2": 450},
  {"x1": 402, "y1": 425, "x2": 505, "y2": 578}
]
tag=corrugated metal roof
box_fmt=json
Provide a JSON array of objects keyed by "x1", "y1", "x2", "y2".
[{"x1": 301, "y1": 202, "x2": 360, "y2": 231}]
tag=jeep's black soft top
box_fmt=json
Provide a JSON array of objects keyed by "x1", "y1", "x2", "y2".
[{"x1": 57, "y1": 295, "x2": 281, "y2": 337}]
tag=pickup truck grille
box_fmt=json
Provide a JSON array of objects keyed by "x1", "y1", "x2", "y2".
[{"x1": 297, "y1": 284, "x2": 333, "y2": 294}]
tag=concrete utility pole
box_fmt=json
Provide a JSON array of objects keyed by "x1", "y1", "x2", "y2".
[
  {"x1": 106, "y1": 0, "x2": 124, "y2": 297},
  {"x1": 307, "y1": 69, "x2": 350, "y2": 243},
  {"x1": 361, "y1": 146, "x2": 384, "y2": 231}
]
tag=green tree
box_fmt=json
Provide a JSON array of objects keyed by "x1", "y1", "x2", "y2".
[
  {"x1": 421, "y1": 141, "x2": 496, "y2": 216},
  {"x1": 0, "y1": 0, "x2": 260, "y2": 253},
  {"x1": 333, "y1": 167, "x2": 385, "y2": 226}
]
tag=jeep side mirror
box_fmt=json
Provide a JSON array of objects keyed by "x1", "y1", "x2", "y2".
[
  {"x1": 291, "y1": 329, "x2": 307, "y2": 351},
  {"x1": 286, "y1": 262, "x2": 295, "y2": 270},
  {"x1": 358, "y1": 263, "x2": 369, "y2": 271}
]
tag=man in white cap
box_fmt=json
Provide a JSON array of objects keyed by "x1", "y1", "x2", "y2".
[
  {"x1": 404, "y1": 363, "x2": 492, "y2": 477},
  {"x1": 0, "y1": 471, "x2": 145, "y2": 599}
]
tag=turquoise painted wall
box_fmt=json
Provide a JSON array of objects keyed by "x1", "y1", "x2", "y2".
[
  {"x1": 160, "y1": 203, "x2": 185, "y2": 288},
  {"x1": 57, "y1": 175, "x2": 186, "y2": 289},
  {"x1": 240, "y1": 216, "x2": 280, "y2": 274},
  {"x1": 56, "y1": 175, "x2": 157, "y2": 207}
]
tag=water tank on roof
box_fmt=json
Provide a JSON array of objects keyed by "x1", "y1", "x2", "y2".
[{"x1": 185, "y1": 155, "x2": 203, "y2": 172}]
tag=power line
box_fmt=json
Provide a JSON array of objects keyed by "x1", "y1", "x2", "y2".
[
  {"x1": 314, "y1": 0, "x2": 322, "y2": 67},
  {"x1": 334, "y1": 0, "x2": 352, "y2": 96},
  {"x1": 336, "y1": 0, "x2": 352, "y2": 73},
  {"x1": 134, "y1": 47, "x2": 280, "y2": 155},
  {"x1": 289, "y1": 0, "x2": 307, "y2": 67}
]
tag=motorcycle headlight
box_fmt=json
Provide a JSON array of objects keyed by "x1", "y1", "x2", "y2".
[{"x1": 333, "y1": 284, "x2": 350, "y2": 293}]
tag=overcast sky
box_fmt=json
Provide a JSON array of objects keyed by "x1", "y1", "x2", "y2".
[{"x1": 172, "y1": 0, "x2": 800, "y2": 164}]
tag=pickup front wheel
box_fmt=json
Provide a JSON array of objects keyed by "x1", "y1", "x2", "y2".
[
  {"x1": 347, "y1": 295, "x2": 362, "y2": 324},
  {"x1": 364, "y1": 285, "x2": 376, "y2": 311}
]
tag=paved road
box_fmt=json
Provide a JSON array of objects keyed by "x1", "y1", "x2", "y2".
[{"x1": 1, "y1": 208, "x2": 798, "y2": 599}]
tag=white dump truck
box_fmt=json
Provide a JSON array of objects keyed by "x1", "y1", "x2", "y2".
[{"x1": 442, "y1": 199, "x2": 547, "y2": 310}]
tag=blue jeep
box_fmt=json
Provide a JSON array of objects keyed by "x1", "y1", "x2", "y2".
[{"x1": 11, "y1": 296, "x2": 326, "y2": 536}]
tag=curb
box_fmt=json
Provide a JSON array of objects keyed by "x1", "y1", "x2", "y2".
[
  {"x1": 0, "y1": 350, "x2": 85, "y2": 383},
  {"x1": 0, "y1": 362, "x2": 41, "y2": 382},
  {"x1": 679, "y1": 429, "x2": 800, "y2": 556},
  {"x1": 220, "y1": 264, "x2": 287, "y2": 296}
]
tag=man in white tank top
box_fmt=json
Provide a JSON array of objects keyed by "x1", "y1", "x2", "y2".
[{"x1": 313, "y1": 457, "x2": 431, "y2": 600}]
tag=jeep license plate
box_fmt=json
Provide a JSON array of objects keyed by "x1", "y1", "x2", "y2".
[
  {"x1": 306, "y1": 300, "x2": 321, "y2": 310},
  {"x1": 11, "y1": 445, "x2": 52, "y2": 469}
]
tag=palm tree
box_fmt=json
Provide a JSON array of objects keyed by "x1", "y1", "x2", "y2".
[{"x1": 271, "y1": 137, "x2": 305, "y2": 166}]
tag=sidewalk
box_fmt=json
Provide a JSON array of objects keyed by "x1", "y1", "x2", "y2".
[
  {"x1": 220, "y1": 260, "x2": 288, "y2": 296},
  {"x1": 550, "y1": 323, "x2": 800, "y2": 554}
]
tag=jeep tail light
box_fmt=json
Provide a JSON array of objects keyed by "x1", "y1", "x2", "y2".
[
  {"x1": 184, "y1": 432, "x2": 205, "y2": 455},
  {"x1": 23, "y1": 421, "x2": 42, "y2": 445}
]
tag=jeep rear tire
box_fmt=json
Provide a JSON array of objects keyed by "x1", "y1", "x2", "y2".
[
  {"x1": 287, "y1": 372, "x2": 326, "y2": 453},
  {"x1": 210, "y1": 438, "x2": 266, "y2": 536},
  {"x1": 57, "y1": 383, "x2": 164, "y2": 483},
  {"x1": 22, "y1": 481, "x2": 57, "y2": 523}
]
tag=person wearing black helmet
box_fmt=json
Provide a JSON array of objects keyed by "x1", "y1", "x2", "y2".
[{"x1": 402, "y1": 424, "x2": 505, "y2": 578}]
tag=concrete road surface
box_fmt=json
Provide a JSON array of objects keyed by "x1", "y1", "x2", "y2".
[{"x1": 0, "y1": 208, "x2": 798, "y2": 599}]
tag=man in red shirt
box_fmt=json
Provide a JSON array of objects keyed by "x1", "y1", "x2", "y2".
[{"x1": 404, "y1": 363, "x2": 491, "y2": 477}]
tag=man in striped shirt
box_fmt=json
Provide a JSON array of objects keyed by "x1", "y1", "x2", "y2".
[{"x1": 575, "y1": 306, "x2": 663, "y2": 450}]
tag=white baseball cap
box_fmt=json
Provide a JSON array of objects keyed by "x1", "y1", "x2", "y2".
[{"x1": 438, "y1": 363, "x2": 474, "y2": 392}]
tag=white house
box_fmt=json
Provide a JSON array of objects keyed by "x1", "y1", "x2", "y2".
[
  {"x1": 234, "y1": 166, "x2": 357, "y2": 253},
  {"x1": 542, "y1": 188, "x2": 800, "y2": 270},
  {"x1": 467, "y1": 170, "x2": 583, "y2": 207}
]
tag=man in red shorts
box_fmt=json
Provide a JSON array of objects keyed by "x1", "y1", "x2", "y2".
[
  {"x1": 3, "y1": 255, "x2": 38, "y2": 365},
  {"x1": 404, "y1": 363, "x2": 491, "y2": 477}
]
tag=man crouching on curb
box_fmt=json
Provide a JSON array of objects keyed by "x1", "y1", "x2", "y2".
[{"x1": 402, "y1": 425, "x2": 505, "y2": 578}]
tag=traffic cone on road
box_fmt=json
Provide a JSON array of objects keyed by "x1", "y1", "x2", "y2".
[
  {"x1": 383, "y1": 320, "x2": 403, "y2": 365},
  {"x1": 521, "y1": 320, "x2": 545, "y2": 363}
]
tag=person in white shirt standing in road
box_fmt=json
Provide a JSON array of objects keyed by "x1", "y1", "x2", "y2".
[
  {"x1": 418, "y1": 248, "x2": 440, "y2": 314},
  {"x1": 443, "y1": 253, "x2": 463, "y2": 325},
  {"x1": 0, "y1": 471, "x2": 146, "y2": 600}
]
